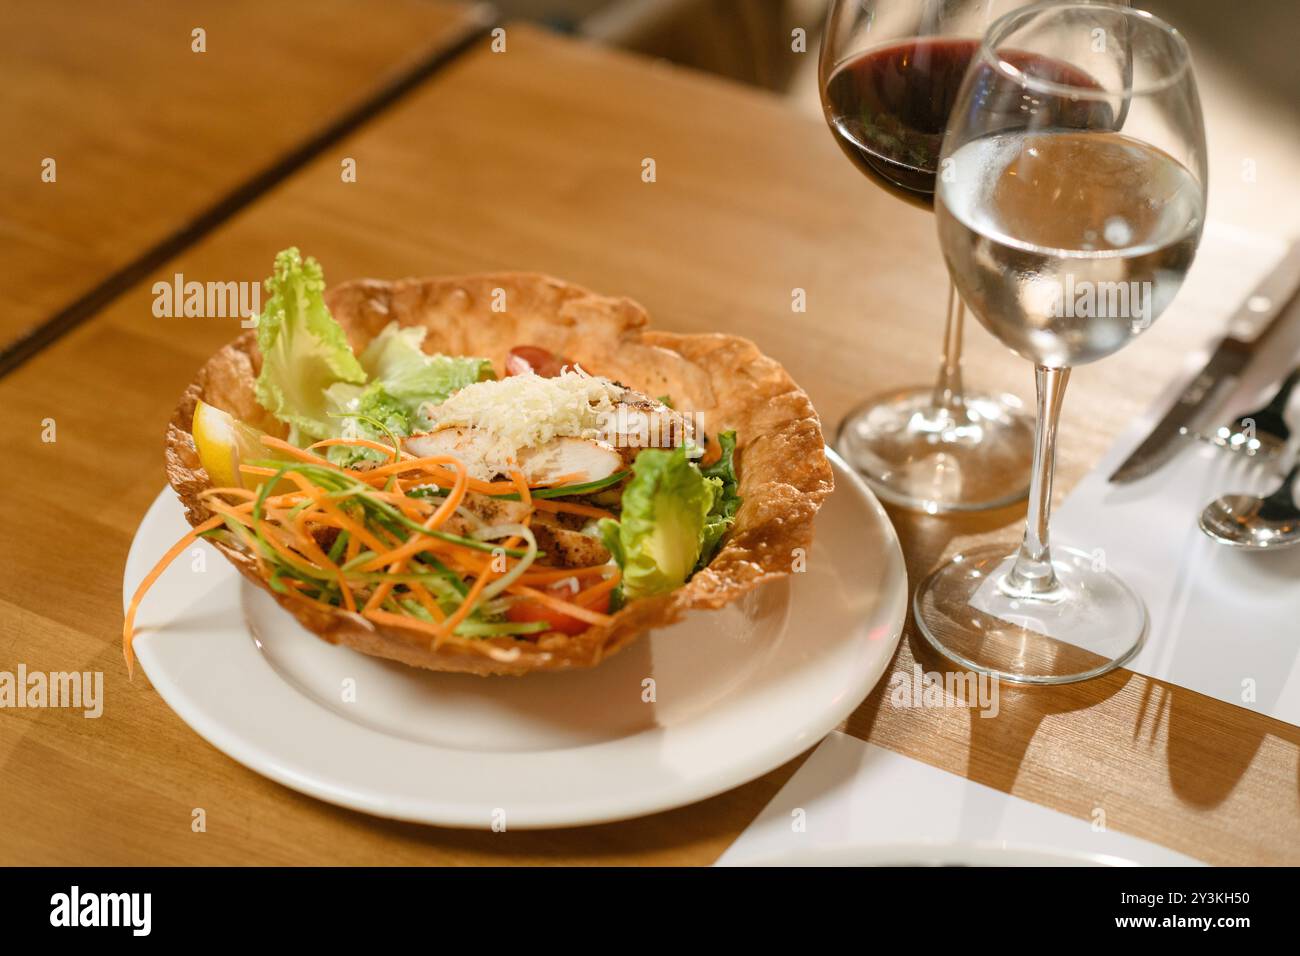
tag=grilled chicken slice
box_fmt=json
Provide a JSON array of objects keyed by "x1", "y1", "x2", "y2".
[
  {"x1": 403, "y1": 427, "x2": 496, "y2": 480},
  {"x1": 607, "y1": 388, "x2": 695, "y2": 451},
  {"x1": 413, "y1": 492, "x2": 530, "y2": 541},
  {"x1": 460, "y1": 492, "x2": 531, "y2": 527},
  {"x1": 516, "y1": 437, "x2": 622, "y2": 485},
  {"x1": 429, "y1": 494, "x2": 609, "y2": 567},
  {"x1": 530, "y1": 511, "x2": 611, "y2": 568}
]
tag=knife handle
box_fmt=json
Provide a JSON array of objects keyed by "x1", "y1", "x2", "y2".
[{"x1": 1226, "y1": 237, "x2": 1300, "y2": 343}]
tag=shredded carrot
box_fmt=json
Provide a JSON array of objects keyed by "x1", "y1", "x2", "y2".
[
  {"x1": 354, "y1": 534, "x2": 454, "y2": 574},
  {"x1": 362, "y1": 489, "x2": 434, "y2": 514},
  {"x1": 365, "y1": 459, "x2": 470, "y2": 612},
  {"x1": 362, "y1": 608, "x2": 444, "y2": 639},
  {"x1": 574, "y1": 568, "x2": 621, "y2": 608},
  {"x1": 354, "y1": 506, "x2": 502, "y2": 573},
  {"x1": 309, "y1": 436, "x2": 405, "y2": 462},
  {"x1": 247, "y1": 507, "x2": 329, "y2": 583},
  {"x1": 533, "y1": 471, "x2": 584, "y2": 487},
  {"x1": 290, "y1": 505, "x2": 356, "y2": 613},
  {"x1": 406, "y1": 582, "x2": 447, "y2": 622},
  {"x1": 518, "y1": 565, "x2": 614, "y2": 584},
  {"x1": 279, "y1": 471, "x2": 392, "y2": 553},
  {"x1": 349, "y1": 456, "x2": 516, "y2": 494},
  {"x1": 278, "y1": 577, "x2": 352, "y2": 616},
  {"x1": 509, "y1": 470, "x2": 531, "y2": 527},
  {"x1": 123, "y1": 515, "x2": 224, "y2": 677},
  {"x1": 419, "y1": 462, "x2": 510, "y2": 638},
  {"x1": 462, "y1": 473, "x2": 530, "y2": 631},
  {"x1": 507, "y1": 583, "x2": 615, "y2": 626},
  {"x1": 350, "y1": 455, "x2": 455, "y2": 477},
  {"x1": 199, "y1": 487, "x2": 307, "y2": 512},
  {"x1": 238, "y1": 464, "x2": 284, "y2": 479},
  {"x1": 205, "y1": 502, "x2": 255, "y2": 530},
  {"x1": 529, "y1": 498, "x2": 615, "y2": 520},
  {"x1": 427, "y1": 461, "x2": 471, "y2": 529},
  {"x1": 259, "y1": 435, "x2": 335, "y2": 465},
  {"x1": 438, "y1": 566, "x2": 495, "y2": 640}
]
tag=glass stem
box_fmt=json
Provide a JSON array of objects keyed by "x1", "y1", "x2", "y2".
[
  {"x1": 932, "y1": 281, "x2": 966, "y2": 414},
  {"x1": 1005, "y1": 364, "x2": 1070, "y2": 596}
]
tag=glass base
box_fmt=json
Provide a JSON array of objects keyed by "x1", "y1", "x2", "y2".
[
  {"x1": 913, "y1": 544, "x2": 1147, "y2": 684},
  {"x1": 835, "y1": 387, "x2": 1034, "y2": 513}
]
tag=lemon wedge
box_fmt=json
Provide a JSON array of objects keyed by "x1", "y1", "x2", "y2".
[{"x1": 192, "y1": 399, "x2": 281, "y2": 489}]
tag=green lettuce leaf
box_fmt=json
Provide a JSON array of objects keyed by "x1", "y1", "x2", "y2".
[
  {"x1": 358, "y1": 322, "x2": 495, "y2": 428},
  {"x1": 254, "y1": 248, "x2": 366, "y2": 444},
  {"x1": 322, "y1": 322, "x2": 495, "y2": 464},
  {"x1": 321, "y1": 381, "x2": 414, "y2": 466},
  {"x1": 599, "y1": 446, "x2": 721, "y2": 599},
  {"x1": 698, "y1": 430, "x2": 741, "y2": 568}
]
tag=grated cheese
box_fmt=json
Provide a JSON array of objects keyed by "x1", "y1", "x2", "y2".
[{"x1": 418, "y1": 367, "x2": 623, "y2": 460}]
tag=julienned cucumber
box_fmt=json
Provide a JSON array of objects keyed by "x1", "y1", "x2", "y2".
[{"x1": 409, "y1": 471, "x2": 630, "y2": 502}]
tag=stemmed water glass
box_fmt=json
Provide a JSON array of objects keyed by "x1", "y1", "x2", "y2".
[
  {"x1": 915, "y1": 2, "x2": 1207, "y2": 682},
  {"x1": 819, "y1": 0, "x2": 1060, "y2": 512}
]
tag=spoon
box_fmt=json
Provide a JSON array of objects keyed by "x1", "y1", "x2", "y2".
[{"x1": 1199, "y1": 460, "x2": 1300, "y2": 550}]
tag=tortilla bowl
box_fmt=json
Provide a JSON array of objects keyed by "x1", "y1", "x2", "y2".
[{"x1": 164, "y1": 274, "x2": 833, "y2": 676}]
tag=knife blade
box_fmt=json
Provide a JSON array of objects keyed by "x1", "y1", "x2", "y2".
[{"x1": 1109, "y1": 238, "x2": 1300, "y2": 484}]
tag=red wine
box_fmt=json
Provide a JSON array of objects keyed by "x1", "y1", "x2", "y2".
[
  {"x1": 823, "y1": 38, "x2": 979, "y2": 205},
  {"x1": 823, "y1": 38, "x2": 1110, "y2": 208}
]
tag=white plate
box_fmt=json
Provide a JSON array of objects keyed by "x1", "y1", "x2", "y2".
[{"x1": 124, "y1": 450, "x2": 907, "y2": 829}]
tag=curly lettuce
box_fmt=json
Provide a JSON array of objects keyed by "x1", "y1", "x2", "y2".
[{"x1": 254, "y1": 248, "x2": 366, "y2": 444}]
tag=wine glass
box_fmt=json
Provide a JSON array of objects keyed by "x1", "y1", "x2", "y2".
[
  {"x1": 915, "y1": 2, "x2": 1206, "y2": 683},
  {"x1": 819, "y1": 0, "x2": 1055, "y2": 512}
]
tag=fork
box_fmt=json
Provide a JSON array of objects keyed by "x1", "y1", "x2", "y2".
[{"x1": 1188, "y1": 366, "x2": 1299, "y2": 458}]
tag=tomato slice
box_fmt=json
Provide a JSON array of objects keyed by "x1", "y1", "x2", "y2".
[
  {"x1": 506, "y1": 581, "x2": 612, "y2": 636},
  {"x1": 506, "y1": 345, "x2": 571, "y2": 378}
]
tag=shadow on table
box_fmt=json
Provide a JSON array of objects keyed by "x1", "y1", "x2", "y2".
[
  {"x1": 1160, "y1": 682, "x2": 1300, "y2": 809},
  {"x1": 879, "y1": 490, "x2": 1300, "y2": 815},
  {"x1": 907, "y1": 624, "x2": 1300, "y2": 815}
]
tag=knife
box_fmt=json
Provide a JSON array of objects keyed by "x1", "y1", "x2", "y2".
[{"x1": 1109, "y1": 238, "x2": 1300, "y2": 484}]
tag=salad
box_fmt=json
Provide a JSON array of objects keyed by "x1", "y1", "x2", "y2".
[{"x1": 124, "y1": 249, "x2": 741, "y2": 672}]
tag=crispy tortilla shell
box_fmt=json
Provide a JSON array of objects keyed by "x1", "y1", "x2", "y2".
[{"x1": 165, "y1": 274, "x2": 833, "y2": 675}]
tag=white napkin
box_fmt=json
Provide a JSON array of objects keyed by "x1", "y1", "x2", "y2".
[
  {"x1": 718, "y1": 732, "x2": 1202, "y2": 866},
  {"x1": 1052, "y1": 229, "x2": 1300, "y2": 726}
]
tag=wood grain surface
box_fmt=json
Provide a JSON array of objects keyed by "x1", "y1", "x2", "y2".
[
  {"x1": 1, "y1": 24, "x2": 1297, "y2": 866},
  {"x1": 0, "y1": 0, "x2": 488, "y2": 350}
]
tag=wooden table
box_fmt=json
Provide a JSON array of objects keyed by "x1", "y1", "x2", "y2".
[
  {"x1": 0, "y1": 0, "x2": 488, "y2": 358},
  {"x1": 2, "y1": 24, "x2": 1297, "y2": 865}
]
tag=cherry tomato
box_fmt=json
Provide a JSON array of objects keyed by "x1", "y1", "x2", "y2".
[
  {"x1": 506, "y1": 345, "x2": 571, "y2": 378},
  {"x1": 506, "y1": 581, "x2": 612, "y2": 636}
]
